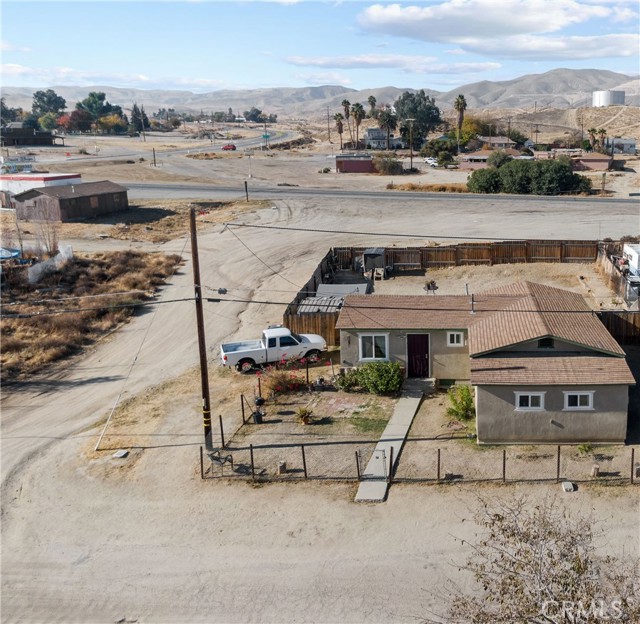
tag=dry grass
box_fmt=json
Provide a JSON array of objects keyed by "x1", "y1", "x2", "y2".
[
  {"x1": 1, "y1": 250, "x2": 182, "y2": 381},
  {"x1": 388, "y1": 182, "x2": 469, "y2": 192}
]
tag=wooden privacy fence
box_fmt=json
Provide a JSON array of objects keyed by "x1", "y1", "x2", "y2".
[
  {"x1": 332, "y1": 240, "x2": 599, "y2": 270},
  {"x1": 283, "y1": 241, "x2": 601, "y2": 345},
  {"x1": 598, "y1": 311, "x2": 640, "y2": 345}
]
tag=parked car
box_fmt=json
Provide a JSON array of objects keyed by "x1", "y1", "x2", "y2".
[
  {"x1": 423, "y1": 157, "x2": 437, "y2": 166},
  {"x1": 222, "y1": 144, "x2": 236, "y2": 151},
  {"x1": 220, "y1": 325, "x2": 327, "y2": 372}
]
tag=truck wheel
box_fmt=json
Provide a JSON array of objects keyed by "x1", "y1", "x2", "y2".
[
  {"x1": 237, "y1": 359, "x2": 255, "y2": 373},
  {"x1": 306, "y1": 350, "x2": 321, "y2": 363}
]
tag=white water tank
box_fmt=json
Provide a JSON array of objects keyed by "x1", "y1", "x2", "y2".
[{"x1": 592, "y1": 90, "x2": 625, "y2": 107}]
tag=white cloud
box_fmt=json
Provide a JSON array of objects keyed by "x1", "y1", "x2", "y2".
[
  {"x1": 1, "y1": 41, "x2": 31, "y2": 52},
  {"x1": 459, "y1": 33, "x2": 640, "y2": 60},
  {"x1": 358, "y1": 1, "x2": 610, "y2": 40},
  {"x1": 285, "y1": 54, "x2": 500, "y2": 74}
]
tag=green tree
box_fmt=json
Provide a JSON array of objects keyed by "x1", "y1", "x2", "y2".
[
  {"x1": 498, "y1": 159, "x2": 534, "y2": 194},
  {"x1": 367, "y1": 95, "x2": 377, "y2": 118},
  {"x1": 76, "y1": 92, "x2": 122, "y2": 121},
  {"x1": 597, "y1": 128, "x2": 607, "y2": 153},
  {"x1": 447, "y1": 495, "x2": 640, "y2": 624},
  {"x1": 341, "y1": 99, "x2": 353, "y2": 145},
  {"x1": 334, "y1": 112, "x2": 344, "y2": 150},
  {"x1": 351, "y1": 102, "x2": 366, "y2": 149},
  {"x1": 487, "y1": 149, "x2": 513, "y2": 168},
  {"x1": 38, "y1": 112, "x2": 59, "y2": 131},
  {"x1": 32, "y1": 89, "x2": 66, "y2": 117},
  {"x1": 445, "y1": 384, "x2": 475, "y2": 421},
  {"x1": 421, "y1": 137, "x2": 456, "y2": 159},
  {"x1": 453, "y1": 94, "x2": 467, "y2": 154},
  {"x1": 467, "y1": 168, "x2": 502, "y2": 193},
  {"x1": 438, "y1": 151, "x2": 455, "y2": 168},
  {"x1": 587, "y1": 127, "x2": 597, "y2": 150},
  {"x1": 244, "y1": 107, "x2": 265, "y2": 123},
  {"x1": 1, "y1": 97, "x2": 21, "y2": 124},
  {"x1": 393, "y1": 90, "x2": 441, "y2": 145},
  {"x1": 377, "y1": 108, "x2": 398, "y2": 150},
  {"x1": 129, "y1": 103, "x2": 149, "y2": 132},
  {"x1": 69, "y1": 108, "x2": 94, "y2": 132}
]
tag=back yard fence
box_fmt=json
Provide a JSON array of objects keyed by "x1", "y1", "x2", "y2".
[{"x1": 200, "y1": 442, "x2": 639, "y2": 486}]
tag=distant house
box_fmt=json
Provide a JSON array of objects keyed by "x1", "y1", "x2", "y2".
[
  {"x1": 364, "y1": 128, "x2": 405, "y2": 150},
  {"x1": 0, "y1": 122, "x2": 65, "y2": 147},
  {"x1": 336, "y1": 281, "x2": 635, "y2": 444},
  {"x1": 571, "y1": 152, "x2": 612, "y2": 171},
  {"x1": 13, "y1": 180, "x2": 128, "y2": 222},
  {"x1": 458, "y1": 148, "x2": 522, "y2": 170},
  {"x1": 606, "y1": 137, "x2": 636, "y2": 155},
  {"x1": 477, "y1": 135, "x2": 516, "y2": 149}
]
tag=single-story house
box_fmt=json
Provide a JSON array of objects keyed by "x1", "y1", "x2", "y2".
[
  {"x1": 571, "y1": 152, "x2": 612, "y2": 171},
  {"x1": 0, "y1": 123, "x2": 64, "y2": 147},
  {"x1": 1, "y1": 172, "x2": 82, "y2": 207},
  {"x1": 477, "y1": 135, "x2": 516, "y2": 149},
  {"x1": 13, "y1": 180, "x2": 129, "y2": 222},
  {"x1": 458, "y1": 148, "x2": 522, "y2": 170},
  {"x1": 606, "y1": 137, "x2": 636, "y2": 155},
  {"x1": 336, "y1": 281, "x2": 635, "y2": 443}
]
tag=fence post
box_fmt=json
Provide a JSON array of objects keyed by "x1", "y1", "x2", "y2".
[
  {"x1": 355, "y1": 451, "x2": 361, "y2": 481},
  {"x1": 388, "y1": 446, "x2": 394, "y2": 484},
  {"x1": 631, "y1": 447, "x2": 635, "y2": 485},
  {"x1": 556, "y1": 445, "x2": 561, "y2": 483},
  {"x1": 241, "y1": 394, "x2": 245, "y2": 424},
  {"x1": 250, "y1": 444, "x2": 255, "y2": 482},
  {"x1": 437, "y1": 448, "x2": 441, "y2": 482},
  {"x1": 301, "y1": 444, "x2": 308, "y2": 479},
  {"x1": 502, "y1": 449, "x2": 506, "y2": 483},
  {"x1": 200, "y1": 446, "x2": 204, "y2": 479},
  {"x1": 219, "y1": 414, "x2": 225, "y2": 449},
  {"x1": 258, "y1": 377, "x2": 262, "y2": 398},
  {"x1": 306, "y1": 359, "x2": 309, "y2": 385}
]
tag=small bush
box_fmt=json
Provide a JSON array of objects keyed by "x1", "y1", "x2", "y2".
[
  {"x1": 357, "y1": 361, "x2": 403, "y2": 395},
  {"x1": 446, "y1": 384, "x2": 475, "y2": 421},
  {"x1": 261, "y1": 367, "x2": 306, "y2": 395},
  {"x1": 578, "y1": 442, "x2": 593, "y2": 456},
  {"x1": 334, "y1": 368, "x2": 361, "y2": 392}
]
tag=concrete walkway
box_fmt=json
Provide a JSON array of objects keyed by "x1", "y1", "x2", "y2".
[{"x1": 355, "y1": 378, "x2": 430, "y2": 503}]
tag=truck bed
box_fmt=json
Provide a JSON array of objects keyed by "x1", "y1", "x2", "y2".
[{"x1": 220, "y1": 340, "x2": 263, "y2": 353}]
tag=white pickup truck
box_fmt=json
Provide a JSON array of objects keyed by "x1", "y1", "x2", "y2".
[{"x1": 220, "y1": 326, "x2": 327, "y2": 372}]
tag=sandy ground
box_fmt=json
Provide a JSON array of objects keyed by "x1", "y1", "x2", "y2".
[{"x1": 2, "y1": 128, "x2": 640, "y2": 624}]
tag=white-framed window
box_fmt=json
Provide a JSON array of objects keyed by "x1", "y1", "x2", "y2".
[
  {"x1": 514, "y1": 391, "x2": 546, "y2": 411},
  {"x1": 447, "y1": 331, "x2": 464, "y2": 347},
  {"x1": 358, "y1": 333, "x2": 389, "y2": 360},
  {"x1": 563, "y1": 391, "x2": 594, "y2": 410}
]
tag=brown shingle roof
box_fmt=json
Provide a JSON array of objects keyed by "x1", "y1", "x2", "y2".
[
  {"x1": 470, "y1": 354, "x2": 635, "y2": 385},
  {"x1": 14, "y1": 180, "x2": 127, "y2": 201},
  {"x1": 470, "y1": 282, "x2": 624, "y2": 356},
  {"x1": 335, "y1": 294, "x2": 515, "y2": 330}
]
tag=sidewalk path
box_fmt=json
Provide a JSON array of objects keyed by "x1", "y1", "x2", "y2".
[{"x1": 355, "y1": 379, "x2": 429, "y2": 503}]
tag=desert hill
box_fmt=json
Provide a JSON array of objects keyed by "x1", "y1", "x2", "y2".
[{"x1": 3, "y1": 68, "x2": 637, "y2": 120}]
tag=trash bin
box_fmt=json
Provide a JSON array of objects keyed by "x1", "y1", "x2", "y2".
[{"x1": 252, "y1": 410, "x2": 263, "y2": 424}]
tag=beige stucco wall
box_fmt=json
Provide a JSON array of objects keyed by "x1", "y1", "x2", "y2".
[
  {"x1": 338, "y1": 329, "x2": 471, "y2": 379},
  {"x1": 475, "y1": 384, "x2": 629, "y2": 444}
]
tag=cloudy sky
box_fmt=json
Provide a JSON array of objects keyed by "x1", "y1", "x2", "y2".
[{"x1": 2, "y1": 0, "x2": 638, "y2": 92}]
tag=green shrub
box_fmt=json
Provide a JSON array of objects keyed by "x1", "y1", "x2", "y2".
[
  {"x1": 357, "y1": 361, "x2": 403, "y2": 395},
  {"x1": 445, "y1": 384, "x2": 475, "y2": 421},
  {"x1": 467, "y1": 167, "x2": 502, "y2": 193},
  {"x1": 334, "y1": 367, "x2": 361, "y2": 392}
]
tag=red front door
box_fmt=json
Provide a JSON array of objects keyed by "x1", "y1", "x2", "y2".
[{"x1": 407, "y1": 334, "x2": 429, "y2": 378}]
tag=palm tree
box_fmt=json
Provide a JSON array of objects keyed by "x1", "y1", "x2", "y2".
[
  {"x1": 597, "y1": 128, "x2": 607, "y2": 153},
  {"x1": 377, "y1": 109, "x2": 397, "y2": 151},
  {"x1": 454, "y1": 94, "x2": 467, "y2": 154},
  {"x1": 351, "y1": 102, "x2": 366, "y2": 149},
  {"x1": 341, "y1": 99, "x2": 354, "y2": 145},
  {"x1": 334, "y1": 113, "x2": 344, "y2": 150},
  {"x1": 587, "y1": 128, "x2": 597, "y2": 151},
  {"x1": 367, "y1": 95, "x2": 377, "y2": 118}
]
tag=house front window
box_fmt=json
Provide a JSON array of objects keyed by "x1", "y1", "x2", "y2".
[
  {"x1": 514, "y1": 392, "x2": 546, "y2": 411},
  {"x1": 447, "y1": 331, "x2": 464, "y2": 347},
  {"x1": 563, "y1": 391, "x2": 594, "y2": 410},
  {"x1": 359, "y1": 333, "x2": 389, "y2": 360}
]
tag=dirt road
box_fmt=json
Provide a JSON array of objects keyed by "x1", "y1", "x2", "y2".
[{"x1": 2, "y1": 138, "x2": 639, "y2": 623}]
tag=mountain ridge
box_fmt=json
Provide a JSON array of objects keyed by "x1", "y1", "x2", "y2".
[{"x1": 2, "y1": 68, "x2": 638, "y2": 120}]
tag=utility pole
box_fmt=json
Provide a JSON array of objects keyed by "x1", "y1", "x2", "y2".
[
  {"x1": 406, "y1": 118, "x2": 415, "y2": 170},
  {"x1": 190, "y1": 208, "x2": 213, "y2": 451}
]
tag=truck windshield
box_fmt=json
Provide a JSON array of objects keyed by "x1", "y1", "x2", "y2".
[{"x1": 291, "y1": 332, "x2": 304, "y2": 343}]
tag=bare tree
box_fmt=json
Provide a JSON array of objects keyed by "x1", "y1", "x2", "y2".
[
  {"x1": 442, "y1": 495, "x2": 640, "y2": 624},
  {"x1": 33, "y1": 206, "x2": 59, "y2": 258}
]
